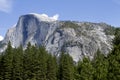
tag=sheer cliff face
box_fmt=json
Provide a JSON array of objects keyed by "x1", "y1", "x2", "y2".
[
  {"x1": 2, "y1": 14, "x2": 114, "y2": 61},
  {"x1": 3, "y1": 14, "x2": 59, "y2": 48}
]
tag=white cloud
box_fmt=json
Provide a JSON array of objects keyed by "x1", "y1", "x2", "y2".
[
  {"x1": 41, "y1": 14, "x2": 49, "y2": 17},
  {"x1": 52, "y1": 14, "x2": 59, "y2": 20},
  {"x1": 41, "y1": 14, "x2": 59, "y2": 20},
  {"x1": 30, "y1": 13, "x2": 59, "y2": 22},
  {"x1": 0, "y1": 36, "x2": 3, "y2": 41},
  {"x1": 0, "y1": 0, "x2": 13, "y2": 13}
]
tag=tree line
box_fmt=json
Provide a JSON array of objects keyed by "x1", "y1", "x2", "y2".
[{"x1": 0, "y1": 29, "x2": 120, "y2": 80}]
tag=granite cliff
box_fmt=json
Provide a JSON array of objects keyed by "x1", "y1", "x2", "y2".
[{"x1": 0, "y1": 13, "x2": 115, "y2": 61}]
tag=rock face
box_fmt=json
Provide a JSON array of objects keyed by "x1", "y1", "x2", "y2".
[{"x1": 1, "y1": 13, "x2": 115, "y2": 61}]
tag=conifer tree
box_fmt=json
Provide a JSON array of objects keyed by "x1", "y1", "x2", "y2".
[
  {"x1": 59, "y1": 52, "x2": 74, "y2": 80},
  {"x1": 107, "y1": 28, "x2": 120, "y2": 80},
  {"x1": 77, "y1": 57, "x2": 94, "y2": 80},
  {"x1": 3, "y1": 41, "x2": 13, "y2": 80},
  {"x1": 93, "y1": 50, "x2": 108, "y2": 80},
  {"x1": 0, "y1": 54, "x2": 4, "y2": 80},
  {"x1": 46, "y1": 54, "x2": 57, "y2": 80},
  {"x1": 23, "y1": 42, "x2": 34, "y2": 80},
  {"x1": 12, "y1": 45, "x2": 23, "y2": 80},
  {"x1": 36, "y1": 46, "x2": 48, "y2": 80}
]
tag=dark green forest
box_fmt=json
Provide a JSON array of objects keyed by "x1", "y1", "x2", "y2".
[{"x1": 0, "y1": 29, "x2": 120, "y2": 80}]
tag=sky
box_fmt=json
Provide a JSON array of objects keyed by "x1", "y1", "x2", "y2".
[{"x1": 0, "y1": 0, "x2": 120, "y2": 37}]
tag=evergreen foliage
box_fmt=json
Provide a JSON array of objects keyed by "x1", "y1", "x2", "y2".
[
  {"x1": 3, "y1": 41, "x2": 13, "y2": 80},
  {"x1": 46, "y1": 54, "x2": 57, "y2": 80},
  {"x1": 76, "y1": 57, "x2": 94, "y2": 80},
  {"x1": 59, "y1": 53, "x2": 74, "y2": 80},
  {"x1": 93, "y1": 50, "x2": 108, "y2": 80},
  {"x1": 107, "y1": 28, "x2": 120, "y2": 80}
]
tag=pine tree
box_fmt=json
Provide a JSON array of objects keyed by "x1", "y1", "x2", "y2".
[
  {"x1": 12, "y1": 45, "x2": 23, "y2": 80},
  {"x1": 46, "y1": 54, "x2": 57, "y2": 80},
  {"x1": 36, "y1": 46, "x2": 48, "y2": 80},
  {"x1": 93, "y1": 50, "x2": 108, "y2": 80},
  {"x1": 77, "y1": 57, "x2": 94, "y2": 80},
  {"x1": 3, "y1": 41, "x2": 13, "y2": 80},
  {"x1": 23, "y1": 42, "x2": 34, "y2": 80},
  {"x1": 0, "y1": 54, "x2": 4, "y2": 80},
  {"x1": 107, "y1": 28, "x2": 120, "y2": 80},
  {"x1": 59, "y1": 52, "x2": 74, "y2": 80},
  {"x1": 29, "y1": 45, "x2": 39, "y2": 80},
  {"x1": 107, "y1": 46, "x2": 120, "y2": 80}
]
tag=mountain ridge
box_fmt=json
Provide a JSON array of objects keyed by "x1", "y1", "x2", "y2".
[{"x1": 0, "y1": 13, "x2": 115, "y2": 61}]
